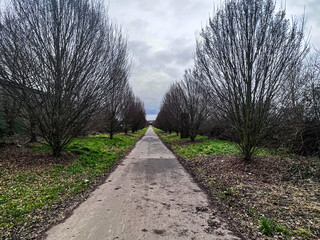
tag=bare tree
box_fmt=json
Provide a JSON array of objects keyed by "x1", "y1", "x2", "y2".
[
  {"x1": 103, "y1": 27, "x2": 131, "y2": 139},
  {"x1": 154, "y1": 107, "x2": 172, "y2": 133},
  {"x1": 104, "y1": 83, "x2": 132, "y2": 139},
  {"x1": 0, "y1": 0, "x2": 121, "y2": 156},
  {"x1": 291, "y1": 52, "x2": 320, "y2": 156},
  {"x1": 161, "y1": 84, "x2": 183, "y2": 135},
  {"x1": 129, "y1": 97, "x2": 147, "y2": 133},
  {"x1": 196, "y1": 0, "x2": 307, "y2": 160},
  {"x1": 0, "y1": 90, "x2": 19, "y2": 136},
  {"x1": 119, "y1": 90, "x2": 135, "y2": 134},
  {"x1": 303, "y1": 53, "x2": 320, "y2": 119},
  {"x1": 155, "y1": 69, "x2": 209, "y2": 140},
  {"x1": 177, "y1": 69, "x2": 210, "y2": 141}
]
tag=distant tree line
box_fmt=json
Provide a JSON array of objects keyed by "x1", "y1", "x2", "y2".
[
  {"x1": 155, "y1": 0, "x2": 320, "y2": 161},
  {"x1": 0, "y1": 0, "x2": 146, "y2": 156}
]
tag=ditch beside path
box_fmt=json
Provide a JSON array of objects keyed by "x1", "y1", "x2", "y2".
[{"x1": 45, "y1": 127, "x2": 239, "y2": 240}]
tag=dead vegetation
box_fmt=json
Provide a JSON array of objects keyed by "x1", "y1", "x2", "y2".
[{"x1": 180, "y1": 154, "x2": 319, "y2": 239}]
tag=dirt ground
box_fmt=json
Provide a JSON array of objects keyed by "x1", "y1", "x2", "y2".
[{"x1": 165, "y1": 146, "x2": 320, "y2": 240}]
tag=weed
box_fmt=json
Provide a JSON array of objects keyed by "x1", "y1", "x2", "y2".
[
  {"x1": 259, "y1": 217, "x2": 291, "y2": 236},
  {"x1": 216, "y1": 191, "x2": 227, "y2": 204},
  {"x1": 294, "y1": 227, "x2": 313, "y2": 237},
  {"x1": 224, "y1": 187, "x2": 235, "y2": 196},
  {"x1": 248, "y1": 207, "x2": 259, "y2": 219},
  {"x1": 259, "y1": 217, "x2": 277, "y2": 236},
  {"x1": 276, "y1": 224, "x2": 291, "y2": 235},
  {"x1": 208, "y1": 178, "x2": 216, "y2": 186}
]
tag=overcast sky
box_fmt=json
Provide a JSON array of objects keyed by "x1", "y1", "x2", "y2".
[
  {"x1": 108, "y1": 0, "x2": 320, "y2": 121},
  {"x1": 1, "y1": 0, "x2": 319, "y2": 120}
]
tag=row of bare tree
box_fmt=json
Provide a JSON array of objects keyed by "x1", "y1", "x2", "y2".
[
  {"x1": 0, "y1": 0, "x2": 146, "y2": 156},
  {"x1": 155, "y1": 69, "x2": 210, "y2": 141},
  {"x1": 155, "y1": 0, "x2": 320, "y2": 161}
]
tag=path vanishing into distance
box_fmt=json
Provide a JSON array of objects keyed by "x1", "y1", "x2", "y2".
[{"x1": 46, "y1": 127, "x2": 239, "y2": 240}]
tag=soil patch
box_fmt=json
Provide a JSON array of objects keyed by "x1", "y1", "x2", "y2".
[
  {"x1": 160, "y1": 137, "x2": 320, "y2": 240},
  {"x1": 0, "y1": 146, "x2": 76, "y2": 174}
]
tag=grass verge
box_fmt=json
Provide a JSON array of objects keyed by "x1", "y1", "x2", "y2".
[
  {"x1": 154, "y1": 127, "x2": 320, "y2": 240},
  {"x1": 0, "y1": 129, "x2": 147, "y2": 239}
]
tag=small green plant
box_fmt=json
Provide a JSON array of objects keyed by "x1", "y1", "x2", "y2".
[
  {"x1": 276, "y1": 224, "x2": 291, "y2": 235},
  {"x1": 248, "y1": 206, "x2": 259, "y2": 219},
  {"x1": 208, "y1": 178, "x2": 216, "y2": 186},
  {"x1": 224, "y1": 187, "x2": 235, "y2": 195},
  {"x1": 216, "y1": 191, "x2": 227, "y2": 204},
  {"x1": 259, "y1": 217, "x2": 277, "y2": 236},
  {"x1": 294, "y1": 227, "x2": 313, "y2": 237},
  {"x1": 259, "y1": 217, "x2": 291, "y2": 236}
]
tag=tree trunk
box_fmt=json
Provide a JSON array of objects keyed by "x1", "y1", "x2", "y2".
[
  {"x1": 242, "y1": 134, "x2": 253, "y2": 161},
  {"x1": 180, "y1": 113, "x2": 189, "y2": 139},
  {"x1": 29, "y1": 117, "x2": 37, "y2": 143},
  {"x1": 53, "y1": 145, "x2": 62, "y2": 157},
  {"x1": 8, "y1": 119, "x2": 14, "y2": 136},
  {"x1": 29, "y1": 132, "x2": 37, "y2": 143},
  {"x1": 243, "y1": 149, "x2": 252, "y2": 161}
]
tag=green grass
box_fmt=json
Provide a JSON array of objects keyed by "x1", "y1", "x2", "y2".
[
  {"x1": 173, "y1": 139, "x2": 240, "y2": 158},
  {"x1": 259, "y1": 217, "x2": 291, "y2": 236},
  {"x1": 154, "y1": 127, "x2": 277, "y2": 159},
  {"x1": 154, "y1": 127, "x2": 240, "y2": 158},
  {"x1": 0, "y1": 129, "x2": 147, "y2": 238},
  {"x1": 153, "y1": 128, "x2": 207, "y2": 143}
]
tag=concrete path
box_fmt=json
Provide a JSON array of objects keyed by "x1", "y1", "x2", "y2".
[{"x1": 46, "y1": 127, "x2": 238, "y2": 240}]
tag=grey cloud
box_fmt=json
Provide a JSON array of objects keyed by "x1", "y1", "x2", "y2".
[
  {"x1": 128, "y1": 19, "x2": 149, "y2": 35},
  {"x1": 136, "y1": 0, "x2": 160, "y2": 11},
  {"x1": 170, "y1": 0, "x2": 210, "y2": 15},
  {"x1": 129, "y1": 37, "x2": 193, "y2": 73}
]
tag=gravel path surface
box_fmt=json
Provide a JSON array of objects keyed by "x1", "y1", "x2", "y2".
[{"x1": 45, "y1": 127, "x2": 239, "y2": 240}]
